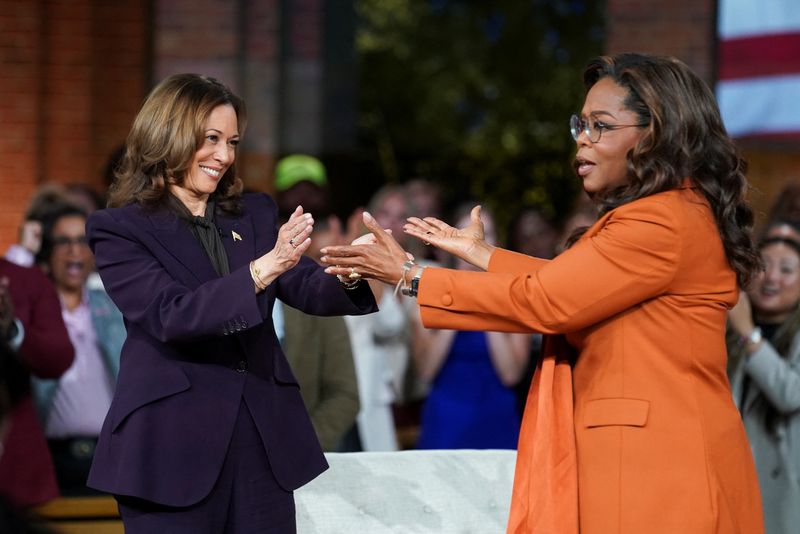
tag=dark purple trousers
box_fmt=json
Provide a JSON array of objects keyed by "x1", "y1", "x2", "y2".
[{"x1": 116, "y1": 399, "x2": 295, "y2": 534}]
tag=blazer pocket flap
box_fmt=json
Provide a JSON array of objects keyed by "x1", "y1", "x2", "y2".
[
  {"x1": 584, "y1": 398, "x2": 650, "y2": 428},
  {"x1": 111, "y1": 365, "x2": 190, "y2": 432}
]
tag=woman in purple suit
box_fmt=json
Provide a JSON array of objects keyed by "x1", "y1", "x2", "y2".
[{"x1": 85, "y1": 74, "x2": 376, "y2": 533}]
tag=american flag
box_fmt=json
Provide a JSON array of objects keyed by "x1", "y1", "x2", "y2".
[{"x1": 717, "y1": 0, "x2": 800, "y2": 139}]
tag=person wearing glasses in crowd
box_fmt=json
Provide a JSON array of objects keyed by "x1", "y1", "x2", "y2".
[
  {"x1": 12, "y1": 202, "x2": 124, "y2": 496},
  {"x1": 84, "y1": 74, "x2": 376, "y2": 533},
  {"x1": 320, "y1": 53, "x2": 764, "y2": 534}
]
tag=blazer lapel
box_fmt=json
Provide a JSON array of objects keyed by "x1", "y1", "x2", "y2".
[
  {"x1": 217, "y1": 210, "x2": 255, "y2": 271},
  {"x1": 145, "y1": 207, "x2": 219, "y2": 285}
]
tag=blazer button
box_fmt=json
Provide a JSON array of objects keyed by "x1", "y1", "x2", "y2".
[
  {"x1": 441, "y1": 294, "x2": 453, "y2": 306},
  {"x1": 235, "y1": 360, "x2": 248, "y2": 373}
]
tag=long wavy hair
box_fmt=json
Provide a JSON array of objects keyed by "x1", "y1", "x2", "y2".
[
  {"x1": 107, "y1": 73, "x2": 247, "y2": 213},
  {"x1": 578, "y1": 53, "x2": 761, "y2": 288}
]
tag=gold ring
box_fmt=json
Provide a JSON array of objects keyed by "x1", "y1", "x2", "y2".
[{"x1": 348, "y1": 268, "x2": 362, "y2": 280}]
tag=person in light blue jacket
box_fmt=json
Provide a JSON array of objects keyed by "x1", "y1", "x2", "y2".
[
  {"x1": 27, "y1": 202, "x2": 125, "y2": 495},
  {"x1": 728, "y1": 220, "x2": 800, "y2": 534}
]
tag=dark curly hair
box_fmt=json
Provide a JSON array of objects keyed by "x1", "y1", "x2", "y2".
[
  {"x1": 580, "y1": 53, "x2": 761, "y2": 288},
  {"x1": 107, "y1": 73, "x2": 246, "y2": 214}
]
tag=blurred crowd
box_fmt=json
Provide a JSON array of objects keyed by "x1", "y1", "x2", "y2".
[{"x1": 2, "y1": 153, "x2": 800, "y2": 533}]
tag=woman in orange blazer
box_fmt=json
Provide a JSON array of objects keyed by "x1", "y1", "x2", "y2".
[{"x1": 321, "y1": 53, "x2": 765, "y2": 534}]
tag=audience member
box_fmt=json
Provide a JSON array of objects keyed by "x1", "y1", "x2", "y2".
[
  {"x1": 413, "y1": 205, "x2": 529, "y2": 449},
  {"x1": 405, "y1": 179, "x2": 446, "y2": 264},
  {"x1": 63, "y1": 184, "x2": 103, "y2": 216},
  {"x1": 274, "y1": 154, "x2": 331, "y2": 221},
  {"x1": 0, "y1": 259, "x2": 74, "y2": 508},
  {"x1": 556, "y1": 193, "x2": 597, "y2": 254},
  {"x1": 509, "y1": 207, "x2": 559, "y2": 260},
  {"x1": 341, "y1": 185, "x2": 417, "y2": 451},
  {"x1": 0, "y1": 309, "x2": 55, "y2": 534},
  {"x1": 766, "y1": 182, "x2": 800, "y2": 228},
  {"x1": 507, "y1": 207, "x2": 559, "y2": 415},
  {"x1": 273, "y1": 210, "x2": 360, "y2": 451},
  {"x1": 5, "y1": 185, "x2": 71, "y2": 268},
  {"x1": 29, "y1": 203, "x2": 123, "y2": 495},
  {"x1": 728, "y1": 220, "x2": 800, "y2": 534}
]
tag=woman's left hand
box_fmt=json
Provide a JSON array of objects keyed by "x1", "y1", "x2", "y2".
[{"x1": 320, "y1": 211, "x2": 411, "y2": 285}]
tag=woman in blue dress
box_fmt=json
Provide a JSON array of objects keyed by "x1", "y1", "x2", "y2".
[{"x1": 412, "y1": 205, "x2": 530, "y2": 449}]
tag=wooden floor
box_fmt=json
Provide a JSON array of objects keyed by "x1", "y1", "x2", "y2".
[{"x1": 34, "y1": 496, "x2": 123, "y2": 534}]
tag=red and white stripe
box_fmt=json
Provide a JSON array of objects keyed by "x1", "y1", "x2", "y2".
[{"x1": 717, "y1": 0, "x2": 800, "y2": 139}]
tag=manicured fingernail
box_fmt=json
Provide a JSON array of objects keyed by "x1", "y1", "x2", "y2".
[
  {"x1": 324, "y1": 267, "x2": 332, "y2": 273},
  {"x1": 363, "y1": 211, "x2": 373, "y2": 222}
]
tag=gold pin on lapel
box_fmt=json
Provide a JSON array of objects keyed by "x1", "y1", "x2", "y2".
[{"x1": 232, "y1": 231, "x2": 242, "y2": 242}]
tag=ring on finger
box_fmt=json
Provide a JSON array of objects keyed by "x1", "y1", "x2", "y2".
[
  {"x1": 289, "y1": 238, "x2": 297, "y2": 248},
  {"x1": 424, "y1": 231, "x2": 432, "y2": 246},
  {"x1": 348, "y1": 267, "x2": 362, "y2": 280}
]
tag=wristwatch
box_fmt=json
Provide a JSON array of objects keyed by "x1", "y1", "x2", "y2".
[
  {"x1": 401, "y1": 267, "x2": 424, "y2": 298},
  {"x1": 745, "y1": 327, "x2": 762, "y2": 346}
]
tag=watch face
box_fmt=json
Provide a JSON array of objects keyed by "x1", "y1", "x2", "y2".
[{"x1": 749, "y1": 328, "x2": 762, "y2": 345}]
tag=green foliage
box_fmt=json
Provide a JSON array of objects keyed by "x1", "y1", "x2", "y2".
[{"x1": 356, "y1": 0, "x2": 604, "y2": 234}]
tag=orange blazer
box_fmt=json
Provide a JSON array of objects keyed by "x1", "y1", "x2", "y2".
[{"x1": 418, "y1": 186, "x2": 764, "y2": 534}]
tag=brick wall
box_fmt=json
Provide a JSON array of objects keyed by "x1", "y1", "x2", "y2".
[
  {"x1": 606, "y1": 0, "x2": 716, "y2": 83},
  {"x1": 1, "y1": 0, "x2": 45, "y2": 252},
  {"x1": 0, "y1": 0, "x2": 148, "y2": 252}
]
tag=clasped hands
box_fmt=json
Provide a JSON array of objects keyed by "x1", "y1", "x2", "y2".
[{"x1": 320, "y1": 205, "x2": 495, "y2": 287}]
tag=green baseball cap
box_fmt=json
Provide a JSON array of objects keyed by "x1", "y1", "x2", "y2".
[{"x1": 274, "y1": 154, "x2": 327, "y2": 191}]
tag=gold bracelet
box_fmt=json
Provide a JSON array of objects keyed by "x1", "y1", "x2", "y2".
[
  {"x1": 337, "y1": 274, "x2": 362, "y2": 290},
  {"x1": 249, "y1": 261, "x2": 266, "y2": 291}
]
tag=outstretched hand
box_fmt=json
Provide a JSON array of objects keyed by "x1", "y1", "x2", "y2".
[
  {"x1": 320, "y1": 212, "x2": 410, "y2": 285},
  {"x1": 404, "y1": 205, "x2": 494, "y2": 271}
]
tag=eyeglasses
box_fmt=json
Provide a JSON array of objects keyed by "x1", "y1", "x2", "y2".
[
  {"x1": 52, "y1": 235, "x2": 89, "y2": 249},
  {"x1": 569, "y1": 114, "x2": 648, "y2": 143}
]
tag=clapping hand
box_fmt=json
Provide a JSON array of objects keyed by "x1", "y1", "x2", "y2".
[{"x1": 251, "y1": 206, "x2": 314, "y2": 290}]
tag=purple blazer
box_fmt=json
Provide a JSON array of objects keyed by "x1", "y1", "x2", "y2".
[{"x1": 85, "y1": 193, "x2": 376, "y2": 506}]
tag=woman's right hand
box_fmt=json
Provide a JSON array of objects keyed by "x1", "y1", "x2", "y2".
[
  {"x1": 404, "y1": 205, "x2": 495, "y2": 271},
  {"x1": 251, "y1": 206, "x2": 314, "y2": 290}
]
